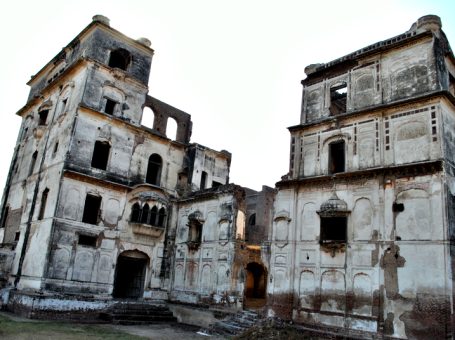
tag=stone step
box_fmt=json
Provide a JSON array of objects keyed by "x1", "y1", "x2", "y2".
[
  {"x1": 112, "y1": 312, "x2": 174, "y2": 320},
  {"x1": 106, "y1": 302, "x2": 176, "y2": 325},
  {"x1": 110, "y1": 308, "x2": 169, "y2": 314}
]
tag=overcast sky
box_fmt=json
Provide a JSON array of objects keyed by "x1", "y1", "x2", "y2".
[{"x1": 0, "y1": 0, "x2": 454, "y2": 191}]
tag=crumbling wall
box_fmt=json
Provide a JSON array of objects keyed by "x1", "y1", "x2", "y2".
[
  {"x1": 268, "y1": 174, "x2": 449, "y2": 338},
  {"x1": 170, "y1": 187, "x2": 245, "y2": 307}
]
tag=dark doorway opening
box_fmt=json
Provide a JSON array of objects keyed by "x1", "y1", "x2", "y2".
[
  {"x1": 329, "y1": 140, "x2": 345, "y2": 174},
  {"x1": 244, "y1": 262, "x2": 267, "y2": 309},
  {"x1": 113, "y1": 251, "x2": 149, "y2": 299}
]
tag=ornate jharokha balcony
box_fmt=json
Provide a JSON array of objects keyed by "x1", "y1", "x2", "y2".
[{"x1": 130, "y1": 222, "x2": 165, "y2": 237}]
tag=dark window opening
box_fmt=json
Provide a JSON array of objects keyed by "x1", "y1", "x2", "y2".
[
  {"x1": 60, "y1": 99, "x2": 68, "y2": 113},
  {"x1": 108, "y1": 48, "x2": 131, "y2": 71},
  {"x1": 392, "y1": 202, "x2": 405, "y2": 212},
  {"x1": 158, "y1": 207, "x2": 166, "y2": 227},
  {"x1": 320, "y1": 217, "x2": 347, "y2": 244},
  {"x1": 53, "y1": 141, "x2": 59, "y2": 154},
  {"x1": 104, "y1": 98, "x2": 117, "y2": 115},
  {"x1": 188, "y1": 220, "x2": 203, "y2": 249},
  {"x1": 200, "y1": 171, "x2": 208, "y2": 190},
  {"x1": 248, "y1": 214, "x2": 256, "y2": 226},
  {"x1": 141, "y1": 204, "x2": 150, "y2": 224},
  {"x1": 146, "y1": 154, "x2": 162, "y2": 185},
  {"x1": 14, "y1": 232, "x2": 20, "y2": 242},
  {"x1": 38, "y1": 110, "x2": 49, "y2": 125},
  {"x1": 29, "y1": 151, "x2": 38, "y2": 176},
  {"x1": 1, "y1": 206, "x2": 9, "y2": 229},
  {"x1": 91, "y1": 141, "x2": 110, "y2": 170},
  {"x1": 329, "y1": 83, "x2": 347, "y2": 115},
  {"x1": 329, "y1": 140, "x2": 345, "y2": 174},
  {"x1": 449, "y1": 74, "x2": 455, "y2": 96},
  {"x1": 78, "y1": 234, "x2": 97, "y2": 247},
  {"x1": 82, "y1": 194, "x2": 102, "y2": 225},
  {"x1": 187, "y1": 212, "x2": 204, "y2": 251},
  {"x1": 149, "y1": 206, "x2": 157, "y2": 226},
  {"x1": 212, "y1": 181, "x2": 222, "y2": 188},
  {"x1": 131, "y1": 203, "x2": 141, "y2": 222},
  {"x1": 38, "y1": 188, "x2": 49, "y2": 220}
]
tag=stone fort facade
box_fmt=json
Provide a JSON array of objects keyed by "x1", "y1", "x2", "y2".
[{"x1": 0, "y1": 13, "x2": 455, "y2": 339}]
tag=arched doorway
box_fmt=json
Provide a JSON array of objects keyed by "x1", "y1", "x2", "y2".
[
  {"x1": 113, "y1": 250, "x2": 149, "y2": 299},
  {"x1": 244, "y1": 262, "x2": 267, "y2": 308}
]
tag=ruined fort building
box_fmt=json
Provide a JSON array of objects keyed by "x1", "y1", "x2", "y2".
[
  {"x1": 267, "y1": 15, "x2": 455, "y2": 339},
  {"x1": 0, "y1": 15, "x2": 271, "y2": 318}
]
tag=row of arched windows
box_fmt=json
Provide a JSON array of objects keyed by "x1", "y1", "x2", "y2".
[{"x1": 131, "y1": 203, "x2": 166, "y2": 227}]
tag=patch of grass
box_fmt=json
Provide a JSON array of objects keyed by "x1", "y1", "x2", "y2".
[{"x1": 0, "y1": 314, "x2": 144, "y2": 339}]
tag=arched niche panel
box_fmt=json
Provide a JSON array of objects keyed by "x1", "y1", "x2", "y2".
[
  {"x1": 217, "y1": 264, "x2": 228, "y2": 293},
  {"x1": 174, "y1": 264, "x2": 185, "y2": 289},
  {"x1": 274, "y1": 214, "x2": 290, "y2": 242},
  {"x1": 396, "y1": 189, "x2": 431, "y2": 240},
  {"x1": 201, "y1": 264, "x2": 212, "y2": 292},
  {"x1": 353, "y1": 73, "x2": 375, "y2": 109},
  {"x1": 352, "y1": 198, "x2": 373, "y2": 240},
  {"x1": 359, "y1": 138, "x2": 375, "y2": 169},
  {"x1": 185, "y1": 261, "x2": 198, "y2": 290},
  {"x1": 301, "y1": 202, "x2": 317, "y2": 241},
  {"x1": 97, "y1": 254, "x2": 112, "y2": 284},
  {"x1": 353, "y1": 273, "x2": 372, "y2": 316},
  {"x1": 203, "y1": 212, "x2": 217, "y2": 241},
  {"x1": 72, "y1": 250, "x2": 94, "y2": 282},
  {"x1": 62, "y1": 188, "x2": 81, "y2": 220},
  {"x1": 303, "y1": 149, "x2": 317, "y2": 176},
  {"x1": 51, "y1": 247, "x2": 71, "y2": 279},
  {"x1": 299, "y1": 270, "x2": 315, "y2": 308},
  {"x1": 104, "y1": 198, "x2": 120, "y2": 226},
  {"x1": 394, "y1": 121, "x2": 429, "y2": 164},
  {"x1": 321, "y1": 270, "x2": 345, "y2": 312}
]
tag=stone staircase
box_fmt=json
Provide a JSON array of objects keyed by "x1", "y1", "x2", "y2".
[
  {"x1": 103, "y1": 301, "x2": 177, "y2": 325},
  {"x1": 200, "y1": 310, "x2": 260, "y2": 336}
]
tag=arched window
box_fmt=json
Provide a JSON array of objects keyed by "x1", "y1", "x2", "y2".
[
  {"x1": 200, "y1": 171, "x2": 208, "y2": 190},
  {"x1": 108, "y1": 48, "x2": 131, "y2": 71},
  {"x1": 29, "y1": 151, "x2": 38, "y2": 176},
  {"x1": 38, "y1": 110, "x2": 49, "y2": 125},
  {"x1": 140, "y1": 204, "x2": 150, "y2": 224},
  {"x1": 158, "y1": 207, "x2": 166, "y2": 227},
  {"x1": 91, "y1": 141, "x2": 110, "y2": 170},
  {"x1": 150, "y1": 206, "x2": 158, "y2": 226},
  {"x1": 141, "y1": 107, "x2": 155, "y2": 129},
  {"x1": 248, "y1": 213, "x2": 256, "y2": 226},
  {"x1": 131, "y1": 203, "x2": 141, "y2": 222},
  {"x1": 38, "y1": 188, "x2": 49, "y2": 220},
  {"x1": 166, "y1": 117, "x2": 178, "y2": 140},
  {"x1": 146, "y1": 154, "x2": 162, "y2": 185}
]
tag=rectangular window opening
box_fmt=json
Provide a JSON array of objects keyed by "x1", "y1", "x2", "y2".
[
  {"x1": 82, "y1": 194, "x2": 102, "y2": 225},
  {"x1": 38, "y1": 110, "x2": 49, "y2": 125},
  {"x1": 320, "y1": 216, "x2": 347, "y2": 244},
  {"x1": 200, "y1": 171, "x2": 208, "y2": 190},
  {"x1": 38, "y1": 189, "x2": 49, "y2": 220},
  {"x1": 329, "y1": 83, "x2": 347, "y2": 115},
  {"x1": 91, "y1": 141, "x2": 110, "y2": 170},
  {"x1": 104, "y1": 98, "x2": 117, "y2": 115},
  {"x1": 78, "y1": 234, "x2": 97, "y2": 247},
  {"x1": 329, "y1": 141, "x2": 345, "y2": 174}
]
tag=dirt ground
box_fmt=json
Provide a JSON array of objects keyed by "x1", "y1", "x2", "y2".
[{"x1": 0, "y1": 311, "x2": 226, "y2": 340}]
